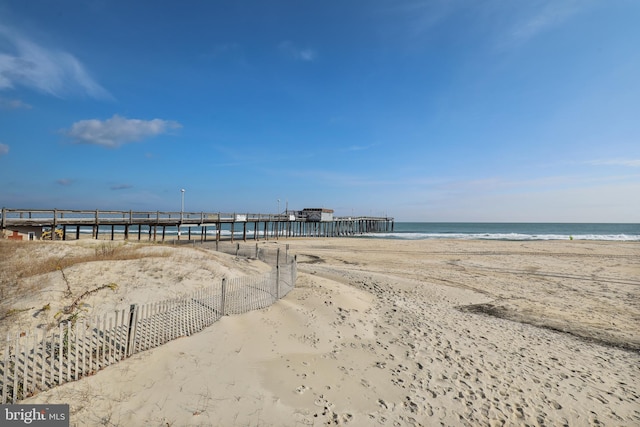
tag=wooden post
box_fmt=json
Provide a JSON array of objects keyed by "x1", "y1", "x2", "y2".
[
  {"x1": 74, "y1": 323, "x2": 80, "y2": 380},
  {"x1": 2, "y1": 333, "x2": 9, "y2": 404},
  {"x1": 58, "y1": 323, "x2": 64, "y2": 386},
  {"x1": 65, "y1": 322, "x2": 72, "y2": 382},
  {"x1": 126, "y1": 304, "x2": 137, "y2": 357},
  {"x1": 105, "y1": 316, "x2": 112, "y2": 366},
  {"x1": 94, "y1": 210, "x2": 99, "y2": 239},
  {"x1": 221, "y1": 278, "x2": 227, "y2": 316},
  {"x1": 276, "y1": 248, "x2": 280, "y2": 299},
  {"x1": 50, "y1": 209, "x2": 57, "y2": 240},
  {"x1": 9, "y1": 332, "x2": 17, "y2": 402},
  {"x1": 42, "y1": 329, "x2": 50, "y2": 389}
]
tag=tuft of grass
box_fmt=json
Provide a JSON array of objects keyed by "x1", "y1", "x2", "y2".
[
  {"x1": 0, "y1": 240, "x2": 168, "y2": 337},
  {"x1": 1, "y1": 240, "x2": 168, "y2": 283},
  {"x1": 0, "y1": 306, "x2": 34, "y2": 321}
]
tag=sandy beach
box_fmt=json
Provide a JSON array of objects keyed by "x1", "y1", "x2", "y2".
[{"x1": 9, "y1": 238, "x2": 640, "y2": 426}]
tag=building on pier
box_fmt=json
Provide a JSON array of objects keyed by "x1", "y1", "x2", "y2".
[{"x1": 299, "y1": 208, "x2": 334, "y2": 222}]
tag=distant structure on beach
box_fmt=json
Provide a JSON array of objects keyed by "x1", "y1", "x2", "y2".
[{"x1": 1, "y1": 207, "x2": 393, "y2": 241}]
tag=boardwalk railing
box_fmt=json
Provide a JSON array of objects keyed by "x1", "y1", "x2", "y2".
[{"x1": 0, "y1": 245, "x2": 296, "y2": 404}]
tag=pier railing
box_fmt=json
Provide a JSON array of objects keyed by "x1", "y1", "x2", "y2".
[
  {"x1": 1, "y1": 208, "x2": 394, "y2": 241},
  {"x1": 1, "y1": 208, "x2": 392, "y2": 225},
  {"x1": 0, "y1": 209, "x2": 289, "y2": 226},
  {"x1": 0, "y1": 244, "x2": 296, "y2": 404}
]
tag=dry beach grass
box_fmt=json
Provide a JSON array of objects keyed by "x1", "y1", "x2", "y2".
[
  {"x1": 4, "y1": 238, "x2": 639, "y2": 426},
  {"x1": 0, "y1": 240, "x2": 271, "y2": 340}
]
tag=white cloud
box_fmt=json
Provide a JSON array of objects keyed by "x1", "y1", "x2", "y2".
[
  {"x1": 509, "y1": 0, "x2": 589, "y2": 44},
  {"x1": 0, "y1": 96, "x2": 31, "y2": 109},
  {"x1": 0, "y1": 142, "x2": 8, "y2": 156},
  {"x1": 64, "y1": 115, "x2": 182, "y2": 148},
  {"x1": 587, "y1": 159, "x2": 640, "y2": 167},
  {"x1": 0, "y1": 25, "x2": 111, "y2": 99},
  {"x1": 279, "y1": 41, "x2": 317, "y2": 61}
]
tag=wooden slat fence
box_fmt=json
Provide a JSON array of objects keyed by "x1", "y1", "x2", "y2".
[{"x1": 0, "y1": 247, "x2": 296, "y2": 404}]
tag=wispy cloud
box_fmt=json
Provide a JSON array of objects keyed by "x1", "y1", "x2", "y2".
[
  {"x1": 342, "y1": 143, "x2": 379, "y2": 152},
  {"x1": 0, "y1": 96, "x2": 31, "y2": 109},
  {"x1": 0, "y1": 25, "x2": 112, "y2": 99},
  {"x1": 384, "y1": 0, "x2": 460, "y2": 38},
  {"x1": 200, "y1": 42, "x2": 241, "y2": 60},
  {"x1": 110, "y1": 184, "x2": 133, "y2": 190},
  {"x1": 279, "y1": 41, "x2": 317, "y2": 61},
  {"x1": 63, "y1": 115, "x2": 182, "y2": 148},
  {"x1": 284, "y1": 168, "x2": 398, "y2": 188},
  {"x1": 0, "y1": 142, "x2": 9, "y2": 156},
  {"x1": 437, "y1": 172, "x2": 640, "y2": 195},
  {"x1": 587, "y1": 158, "x2": 640, "y2": 167},
  {"x1": 56, "y1": 178, "x2": 73, "y2": 186},
  {"x1": 508, "y1": 0, "x2": 590, "y2": 45}
]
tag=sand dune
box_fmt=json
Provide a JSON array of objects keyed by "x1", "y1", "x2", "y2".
[{"x1": 18, "y1": 238, "x2": 640, "y2": 426}]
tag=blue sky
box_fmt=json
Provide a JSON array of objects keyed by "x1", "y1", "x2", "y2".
[{"x1": 1, "y1": 0, "x2": 639, "y2": 222}]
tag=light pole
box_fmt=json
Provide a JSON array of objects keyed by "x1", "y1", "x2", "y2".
[{"x1": 277, "y1": 199, "x2": 280, "y2": 215}]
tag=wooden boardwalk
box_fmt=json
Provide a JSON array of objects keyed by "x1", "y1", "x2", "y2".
[{"x1": 1, "y1": 208, "x2": 394, "y2": 241}]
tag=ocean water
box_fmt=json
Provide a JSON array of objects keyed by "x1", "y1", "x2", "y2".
[
  {"x1": 61, "y1": 222, "x2": 639, "y2": 241},
  {"x1": 367, "y1": 223, "x2": 640, "y2": 241}
]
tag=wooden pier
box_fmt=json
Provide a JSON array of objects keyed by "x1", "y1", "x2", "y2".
[{"x1": 1, "y1": 208, "x2": 394, "y2": 242}]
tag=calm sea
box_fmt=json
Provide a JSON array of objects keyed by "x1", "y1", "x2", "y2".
[
  {"x1": 368, "y1": 223, "x2": 640, "y2": 241},
  {"x1": 80, "y1": 222, "x2": 639, "y2": 241}
]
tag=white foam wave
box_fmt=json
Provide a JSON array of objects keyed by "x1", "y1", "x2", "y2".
[{"x1": 366, "y1": 233, "x2": 640, "y2": 241}]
